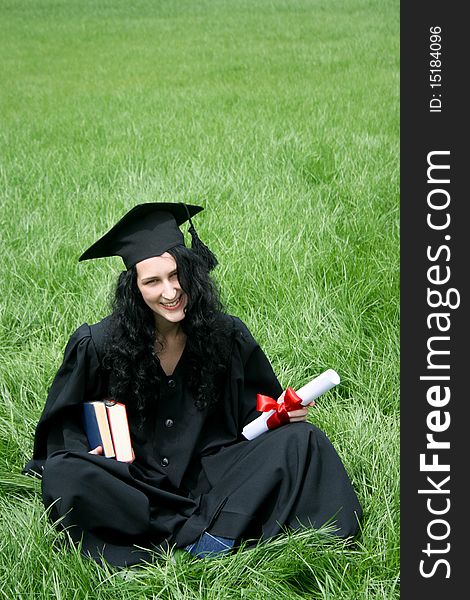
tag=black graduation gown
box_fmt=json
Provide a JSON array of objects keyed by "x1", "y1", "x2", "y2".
[{"x1": 24, "y1": 315, "x2": 362, "y2": 567}]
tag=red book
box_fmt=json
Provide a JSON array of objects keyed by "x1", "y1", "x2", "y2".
[{"x1": 105, "y1": 401, "x2": 135, "y2": 463}]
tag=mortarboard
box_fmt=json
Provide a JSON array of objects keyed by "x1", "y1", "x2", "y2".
[{"x1": 78, "y1": 202, "x2": 217, "y2": 270}]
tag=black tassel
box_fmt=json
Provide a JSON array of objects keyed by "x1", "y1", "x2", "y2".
[
  {"x1": 181, "y1": 202, "x2": 218, "y2": 271},
  {"x1": 188, "y1": 223, "x2": 218, "y2": 271}
]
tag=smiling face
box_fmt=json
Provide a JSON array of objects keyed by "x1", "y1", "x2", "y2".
[{"x1": 136, "y1": 252, "x2": 187, "y2": 330}]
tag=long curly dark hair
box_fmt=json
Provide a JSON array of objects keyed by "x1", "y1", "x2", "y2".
[{"x1": 102, "y1": 245, "x2": 232, "y2": 419}]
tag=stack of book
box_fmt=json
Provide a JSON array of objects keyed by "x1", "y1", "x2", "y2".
[{"x1": 82, "y1": 400, "x2": 134, "y2": 462}]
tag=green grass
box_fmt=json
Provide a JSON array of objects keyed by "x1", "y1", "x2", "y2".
[{"x1": 0, "y1": 0, "x2": 399, "y2": 597}]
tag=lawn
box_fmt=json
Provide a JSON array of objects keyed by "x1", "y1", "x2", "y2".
[{"x1": 0, "y1": 0, "x2": 399, "y2": 598}]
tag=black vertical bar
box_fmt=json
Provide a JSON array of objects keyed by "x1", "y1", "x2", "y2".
[{"x1": 401, "y1": 3, "x2": 467, "y2": 597}]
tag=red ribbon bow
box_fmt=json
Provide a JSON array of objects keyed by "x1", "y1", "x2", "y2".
[{"x1": 256, "y1": 387, "x2": 303, "y2": 430}]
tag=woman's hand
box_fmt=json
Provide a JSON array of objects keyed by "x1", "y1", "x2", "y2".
[
  {"x1": 89, "y1": 446, "x2": 103, "y2": 455},
  {"x1": 277, "y1": 390, "x2": 315, "y2": 423},
  {"x1": 287, "y1": 402, "x2": 315, "y2": 422}
]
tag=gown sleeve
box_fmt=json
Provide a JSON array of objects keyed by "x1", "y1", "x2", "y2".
[
  {"x1": 23, "y1": 323, "x2": 108, "y2": 476},
  {"x1": 229, "y1": 317, "x2": 283, "y2": 431}
]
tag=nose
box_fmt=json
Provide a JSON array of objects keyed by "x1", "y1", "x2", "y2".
[{"x1": 161, "y1": 278, "x2": 177, "y2": 300}]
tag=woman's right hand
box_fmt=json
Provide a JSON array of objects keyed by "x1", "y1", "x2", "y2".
[{"x1": 89, "y1": 446, "x2": 103, "y2": 455}]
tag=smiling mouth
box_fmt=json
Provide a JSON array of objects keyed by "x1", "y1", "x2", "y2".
[{"x1": 160, "y1": 297, "x2": 183, "y2": 310}]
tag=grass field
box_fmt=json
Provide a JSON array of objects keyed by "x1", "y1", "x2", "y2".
[{"x1": 0, "y1": 0, "x2": 399, "y2": 598}]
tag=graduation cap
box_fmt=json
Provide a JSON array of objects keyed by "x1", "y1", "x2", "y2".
[{"x1": 78, "y1": 202, "x2": 218, "y2": 270}]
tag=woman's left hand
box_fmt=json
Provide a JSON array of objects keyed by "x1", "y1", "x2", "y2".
[
  {"x1": 277, "y1": 391, "x2": 315, "y2": 423},
  {"x1": 287, "y1": 402, "x2": 315, "y2": 422}
]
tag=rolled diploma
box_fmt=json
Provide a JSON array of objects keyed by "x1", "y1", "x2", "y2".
[{"x1": 241, "y1": 369, "x2": 340, "y2": 441}]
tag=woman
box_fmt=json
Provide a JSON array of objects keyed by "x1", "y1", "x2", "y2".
[{"x1": 24, "y1": 202, "x2": 362, "y2": 567}]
